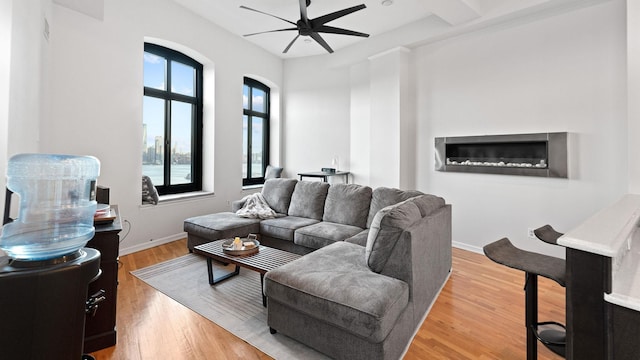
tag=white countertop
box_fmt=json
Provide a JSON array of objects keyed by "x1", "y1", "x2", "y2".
[
  {"x1": 604, "y1": 227, "x2": 640, "y2": 311},
  {"x1": 558, "y1": 194, "x2": 640, "y2": 311},
  {"x1": 558, "y1": 194, "x2": 640, "y2": 257}
]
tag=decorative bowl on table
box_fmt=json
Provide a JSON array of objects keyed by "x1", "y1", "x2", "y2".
[{"x1": 221, "y1": 238, "x2": 260, "y2": 256}]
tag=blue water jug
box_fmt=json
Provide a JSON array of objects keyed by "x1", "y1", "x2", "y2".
[{"x1": 0, "y1": 154, "x2": 100, "y2": 260}]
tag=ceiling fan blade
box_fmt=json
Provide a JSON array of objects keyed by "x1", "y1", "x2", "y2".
[
  {"x1": 243, "y1": 28, "x2": 298, "y2": 37},
  {"x1": 239, "y1": 5, "x2": 297, "y2": 26},
  {"x1": 314, "y1": 25, "x2": 369, "y2": 38},
  {"x1": 311, "y1": 4, "x2": 366, "y2": 26},
  {"x1": 283, "y1": 35, "x2": 300, "y2": 53},
  {"x1": 309, "y1": 32, "x2": 334, "y2": 53},
  {"x1": 299, "y1": 0, "x2": 309, "y2": 23}
]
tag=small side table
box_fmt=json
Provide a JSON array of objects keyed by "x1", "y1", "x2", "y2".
[{"x1": 298, "y1": 171, "x2": 350, "y2": 183}]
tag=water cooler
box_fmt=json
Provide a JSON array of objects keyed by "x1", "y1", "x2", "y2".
[{"x1": 0, "y1": 154, "x2": 102, "y2": 360}]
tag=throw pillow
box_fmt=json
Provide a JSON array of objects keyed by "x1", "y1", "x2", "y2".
[{"x1": 264, "y1": 165, "x2": 283, "y2": 179}]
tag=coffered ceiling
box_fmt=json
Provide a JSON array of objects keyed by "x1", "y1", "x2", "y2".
[
  {"x1": 53, "y1": 0, "x2": 613, "y2": 59},
  {"x1": 171, "y1": 0, "x2": 610, "y2": 58}
]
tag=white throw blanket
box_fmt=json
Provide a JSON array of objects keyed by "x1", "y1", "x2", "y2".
[{"x1": 235, "y1": 193, "x2": 277, "y2": 219}]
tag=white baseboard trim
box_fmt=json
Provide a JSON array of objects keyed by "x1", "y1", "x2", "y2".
[
  {"x1": 119, "y1": 232, "x2": 187, "y2": 256},
  {"x1": 452, "y1": 240, "x2": 484, "y2": 254}
]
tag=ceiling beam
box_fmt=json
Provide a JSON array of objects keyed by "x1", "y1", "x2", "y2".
[
  {"x1": 53, "y1": 0, "x2": 104, "y2": 21},
  {"x1": 422, "y1": 0, "x2": 482, "y2": 26}
]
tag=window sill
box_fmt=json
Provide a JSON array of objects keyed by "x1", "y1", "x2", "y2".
[
  {"x1": 140, "y1": 191, "x2": 214, "y2": 208},
  {"x1": 242, "y1": 184, "x2": 263, "y2": 191}
]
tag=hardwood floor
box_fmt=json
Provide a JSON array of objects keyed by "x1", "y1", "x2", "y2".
[{"x1": 90, "y1": 239, "x2": 565, "y2": 359}]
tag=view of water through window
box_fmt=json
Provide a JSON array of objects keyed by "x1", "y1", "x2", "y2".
[{"x1": 143, "y1": 164, "x2": 190, "y2": 186}]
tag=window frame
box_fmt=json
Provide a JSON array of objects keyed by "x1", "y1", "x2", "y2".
[
  {"x1": 243, "y1": 77, "x2": 271, "y2": 186},
  {"x1": 143, "y1": 43, "x2": 204, "y2": 195}
]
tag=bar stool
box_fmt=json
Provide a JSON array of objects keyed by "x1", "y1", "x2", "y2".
[
  {"x1": 533, "y1": 224, "x2": 564, "y2": 246},
  {"x1": 483, "y1": 231, "x2": 566, "y2": 359}
]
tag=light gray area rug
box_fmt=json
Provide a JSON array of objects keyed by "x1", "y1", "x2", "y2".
[{"x1": 131, "y1": 253, "x2": 330, "y2": 360}]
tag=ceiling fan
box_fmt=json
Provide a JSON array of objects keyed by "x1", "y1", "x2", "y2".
[{"x1": 240, "y1": 0, "x2": 369, "y2": 54}]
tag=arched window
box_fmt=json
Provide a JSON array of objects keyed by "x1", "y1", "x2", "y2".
[
  {"x1": 143, "y1": 43, "x2": 203, "y2": 195},
  {"x1": 243, "y1": 77, "x2": 270, "y2": 186}
]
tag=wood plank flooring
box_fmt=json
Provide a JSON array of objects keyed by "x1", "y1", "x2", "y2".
[{"x1": 90, "y1": 239, "x2": 565, "y2": 359}]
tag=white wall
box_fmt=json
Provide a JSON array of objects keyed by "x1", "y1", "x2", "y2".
[
  {"x1": 0, "y1": 0, "x2": 13, "y2": 213},
  {"x1": 349, "y1": 61, "x2": 371, "y2": 186},
  {"x1": 282, "y1": 56, "x2": 351, "y2": 179},
  {"x1": 415, "y1": 0, "x2": 627, "y2": 255},
  {"x1": 37, "y1": 0, "x2": 282, "y2": 254},
  {"x1": 628, "y1": 0, "x2": 640, "y2": 193},
  {"x1": 6, "y1": 0, "x2": 50, "y2": 157},
  {"x1": 0, "y1": 0, "x2": 52, "y2": 220}
]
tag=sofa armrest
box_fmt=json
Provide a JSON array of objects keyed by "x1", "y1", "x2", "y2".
[
  {"x1": 379, "y1": 204, "x2": 452, "y2": 301},
  {"x1": 231, "y1": 199, "x2": 246, "y2": 212}
]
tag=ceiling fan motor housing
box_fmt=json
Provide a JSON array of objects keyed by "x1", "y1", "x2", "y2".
[{"x1": 241, "y1": 1, "x2": 369, "y2": 54}]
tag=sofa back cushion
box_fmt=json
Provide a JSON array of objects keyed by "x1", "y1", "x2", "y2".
[
  {"x1": 410, "y1": 194, "x2": 446, "y2": 217},
  {"x1": 366, "y1": 187, "x2": 424, "y2": 228},
  {"x1": 323, "y1": 183, "x2": 372, "y2": 228},
  {"x1": 261, "y1": 178, "x2": 298, "y2": 214},
  {"x1": 365, "y1": 197, "x2": 422, "y2": 273},
  {"x1": 288, "y1": 181, "x2": 330, "y2": 220}
]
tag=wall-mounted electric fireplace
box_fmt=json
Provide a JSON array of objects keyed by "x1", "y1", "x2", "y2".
[{"x1": 435, "y1": 132, "x2": 567, "y2": 178}]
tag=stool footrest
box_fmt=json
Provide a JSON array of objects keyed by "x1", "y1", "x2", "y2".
[{"x1": 532, "y1": 321, "x2": 566, "y2": 357}]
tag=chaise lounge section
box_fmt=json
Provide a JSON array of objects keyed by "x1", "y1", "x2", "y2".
[{"x1": 264, "y1": 194, "x2": 452, "y2": 360}]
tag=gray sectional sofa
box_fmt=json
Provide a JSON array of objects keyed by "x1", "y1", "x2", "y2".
[{"x1": 183, "y1": 178, "x2": 452, "y2": 360}]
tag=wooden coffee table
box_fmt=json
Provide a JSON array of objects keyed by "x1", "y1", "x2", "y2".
[{"x1": 193, "y1": 239, "x2": 301, "y2": 306}]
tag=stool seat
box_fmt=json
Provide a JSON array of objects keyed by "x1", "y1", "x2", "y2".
[
  {"x1": 534, "y1": 225, "x2": 564, "y2": 246},
  {"x1": 483, "y1": 238, "x2": 566, "y2": 287}
]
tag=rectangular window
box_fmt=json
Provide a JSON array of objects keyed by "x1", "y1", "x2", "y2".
[
  {"x1": 243, "y1": 78, "x2": 270, "y2": 186},
  {"x1": 143, "y1": 43, "x2": 203, "y2": 195}
]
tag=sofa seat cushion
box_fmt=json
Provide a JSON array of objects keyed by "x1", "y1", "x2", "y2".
[
  {"x1": 260, "y1": 216, "x2": 319, "y2": 241},
  {"x1": 294, "y1": 221, "x2": 364, "y2": 249},
  {"x1": 264, "y1": 242, "x2": 409, "y2": 343},
  {"x1": 183, "y1": 212, "x2": 261, "y2": 240},
  {"x1": 323, "y1": 184, "x2": 372, "y2": 228}
]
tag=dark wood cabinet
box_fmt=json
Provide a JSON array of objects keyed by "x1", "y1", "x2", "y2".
[{"x1": 84, "y1": 205, "x2": 122, "y2": 353}]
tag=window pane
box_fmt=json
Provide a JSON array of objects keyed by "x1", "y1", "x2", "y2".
[
  {"x1": 242, "y1": 115, "x2": 248, "y2": 178},
  {"x1": 252, "y1": 88, "x2": 266, "y2": 113},
  {"x1": 143, "y1": 52, "x2": 166, "y2": 90},
  {"x1": 170, "y1": 101, "x2": 193, "y2": 185},
  {"x1": 251, "y1": 117, "x2": 264, "y2": 178},
  {"x1": 142, "y1": 96, "x2": 165, "y2": 186},
  {"x1": 243, "y1": 85, "x2": 250, "y2": 110},
  {"x1": 171, "y1": 61, "x2": 195, "y2": 96}
]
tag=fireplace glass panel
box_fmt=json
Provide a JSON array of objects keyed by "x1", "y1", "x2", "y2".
[{"x1": 446, "y1": 141, "x2": 548, "y2": 168}]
